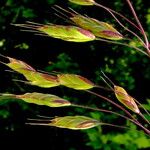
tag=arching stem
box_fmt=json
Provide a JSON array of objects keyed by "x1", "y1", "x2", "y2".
[
  {"x1": 94, "y1": 2, "x2": 146, "y2": 48},
  {"x1": 93, "y1": 2, "x2": 140, "y2": 31},
  {"x1": 125, "y1": 0, "x2": 149, "y2": 52},
  {"x1": 85, "y1": 90, "x2": 150, "y2": 134},
  {"x1": 96, "y1": 38, "x2": 149, "y2": 57},
  {"x1": 72, "y1": 103, "x2": 134, "y2": 122}
]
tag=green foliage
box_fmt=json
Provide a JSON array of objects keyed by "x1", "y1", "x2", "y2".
[
  {"x1": 142, "y1": 99, "x2": 150, "y2": 111},
  {"x1": 0, "y1": 109, "x2": 10, "y2": 119},
  {"x1": 22, "y1": 8, "x2": 36, "y2": 18},
  {"x1": 85, "y1": 123, "x2": 150, "y2": 150},
  {"x1": 45, "y1": 53, "x2": 80, "y2": 73}
]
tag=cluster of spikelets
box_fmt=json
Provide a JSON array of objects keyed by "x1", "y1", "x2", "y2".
[
  {"x1": 1, "y1": 0, "x2": 149, "y2": 131},
  {"x1": 13, "y1": 0, "x2": 123, "y2": 43},
  {"x1": 0, "y1": 53, "x2": 141, "y2": 130}
]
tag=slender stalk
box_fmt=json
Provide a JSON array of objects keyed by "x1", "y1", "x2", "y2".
[
  {"x1": 94, "y1": 2, "x2": 146, "y2": 47},
  {"x1": 25, "y1": 119, "x2": 133, "y2": 131},
  {"x1": 125, "y1": 0, "x2": 150, "y2": 56},
  {"x1": 125, "y1": 0, "x2": 149, "y2": 48},
  {"x1": 85, "y1": 90, "x2": 135, "y2": 119},
  {"x1": 93, "y1": 2, "x2": 141, "y2": 31},
  {"x1": 25, "y1": 119, "x2": 149, "y2": 136},
  {"x1": 96, "y1": 38, "x2": 149, "y2": 57},
  {"x1": 36, "y1": 115, "x2": 54, "y2": 119},
  {"x1": 99, "y1": 122, "x2": 134, "y2": 130},
  {"x1": 133, "y1": 98, "x2": 150, "y2": 119},
  {"x1": 99, "y1": 76, "x2": 114, "y2": 91},
  {"x1": 71, "y1": 103, "x2": 134, "y2": 122},
  {"x1": 95, "y1": 85, "x2": 112, "y2": 91},
  {"x1": 100, "y1": 123, "x2": 150, "y2": 137},
  {"x1": 71, "y1": 103, "x2": 149, "y2": 130},
  {"x1": 85, "y1": 90, "x2": 150, "y2": 134},
  {"x1": 26, "y1": 122, "x2": 50, "y2": 126},
  {"x1": 97, "y1": 78, "x2": 150, "y2": 124},
  {"x1": 27, "y1": 118, "x2": 51, "y2": 122},
  {"x1": 139, "y1": 112, "x2": 150, "y2": 125}
]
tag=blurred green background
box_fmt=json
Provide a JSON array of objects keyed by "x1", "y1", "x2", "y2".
[{"x1": 0, "y1": 0, "x2": 150, "y2": 149}]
